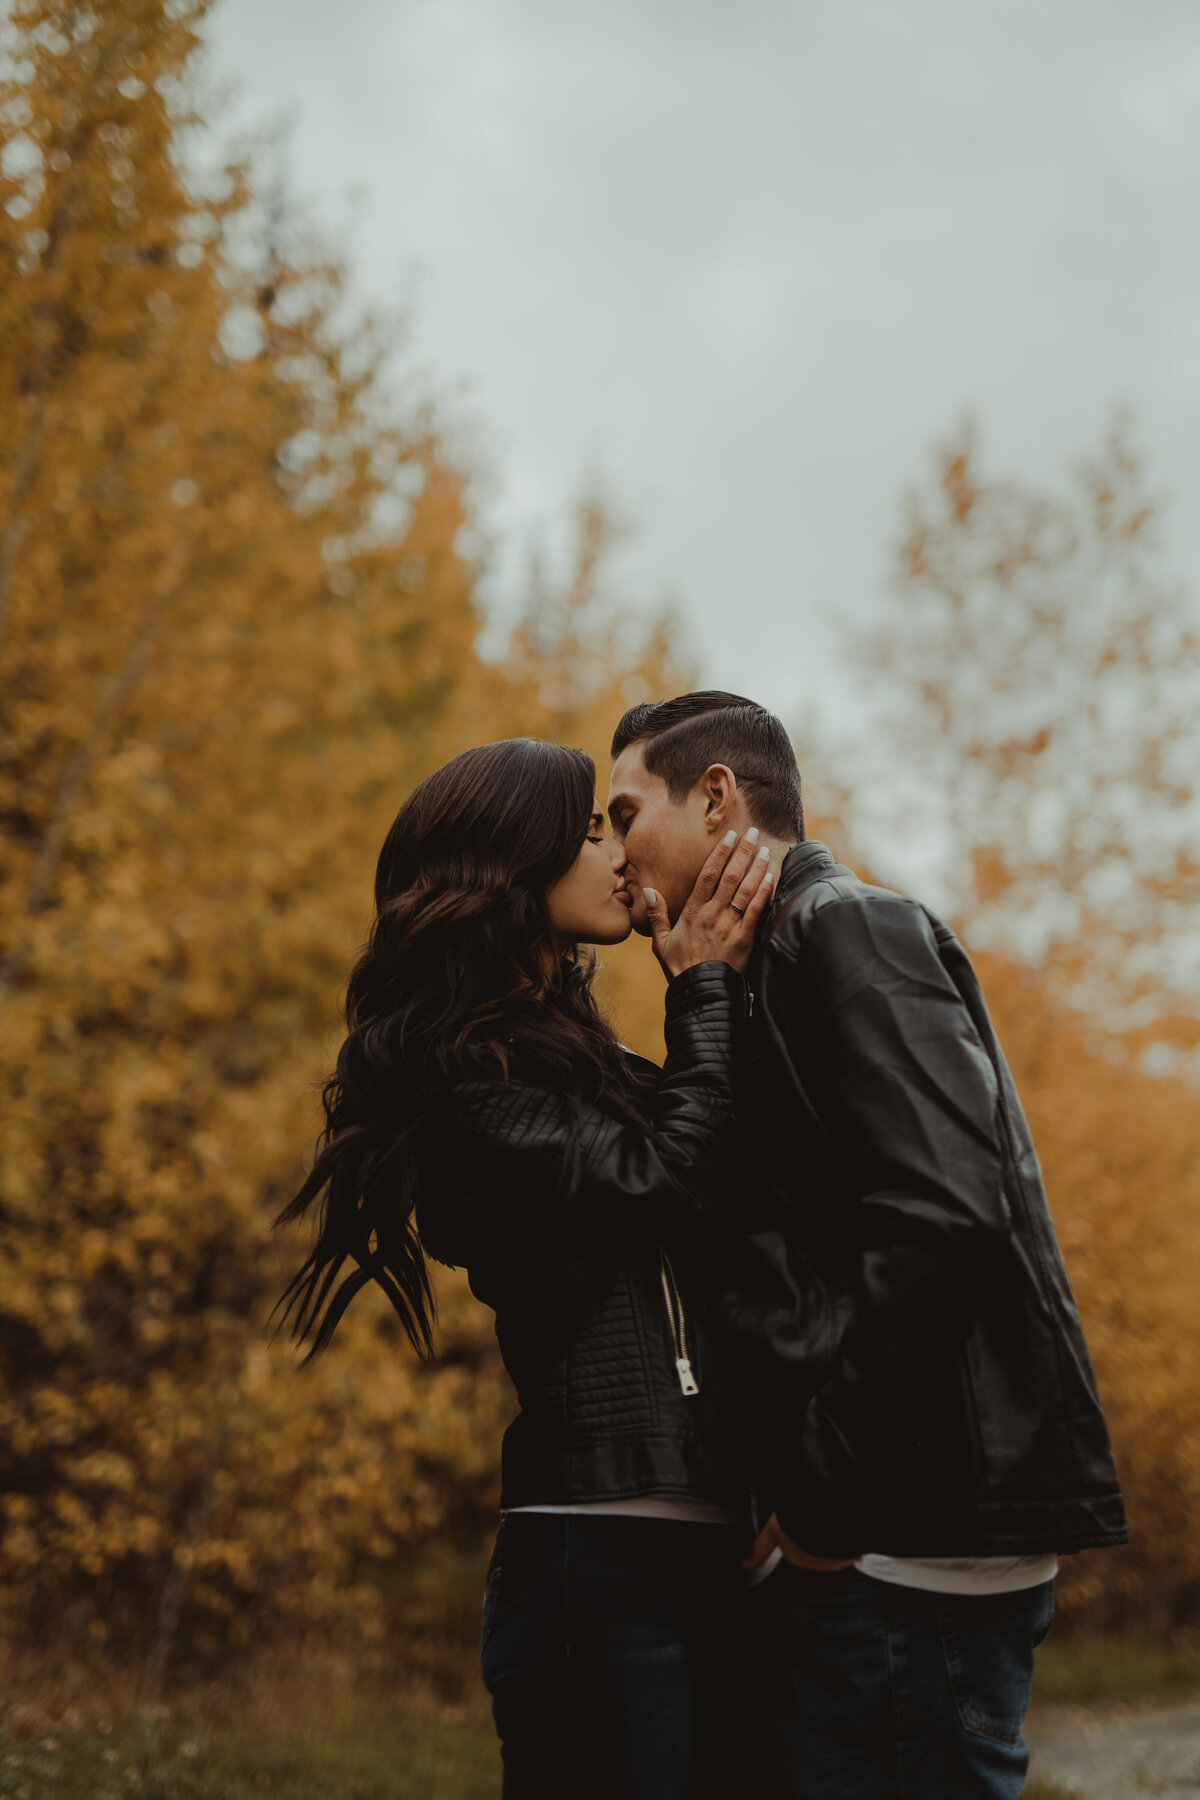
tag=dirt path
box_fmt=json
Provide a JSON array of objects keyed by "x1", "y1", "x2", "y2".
[{"x1": 1027, "y1": 1701, "x2": 1200, "y2": 1797}]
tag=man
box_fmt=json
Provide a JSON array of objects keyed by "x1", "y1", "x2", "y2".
[{"x1": 607, "y1": 690, "x2": 1126, "y2": 1800}]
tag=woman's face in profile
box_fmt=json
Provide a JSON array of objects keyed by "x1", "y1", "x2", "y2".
[{"x1": 546, "y1": 806, "x2": 634, "y2": 949}]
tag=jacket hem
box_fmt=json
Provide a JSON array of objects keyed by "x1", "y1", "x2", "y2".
[
  {"x1": 500, "y1": 1432, "x2": 742, "y2": 1512},
  {"x1": 774, "y1": 1488, "x2": 1129, "y2": 1561}
]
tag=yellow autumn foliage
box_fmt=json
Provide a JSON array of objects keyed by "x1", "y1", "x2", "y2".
[
  {"x1": 861, "y1": 430, "x2": 1200, "y2": 1631},
  {"x1": 974, "y1": 954, "x2": 1200, "y2": 1633},
  {"x1": 0, "y1": 0, "x2": 680, "y2": 1668}
]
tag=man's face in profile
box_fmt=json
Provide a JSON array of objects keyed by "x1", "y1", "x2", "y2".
[{"x1": 607, "y1": 743, "x2": 713, "y2": 934}]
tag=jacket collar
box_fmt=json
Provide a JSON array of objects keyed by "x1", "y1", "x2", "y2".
[
  {"x1": 746, "y1": 842, "x2": 837, "y2": 992},
  {"x1": 770, "y1": 840, "x2": 838, "y2": 911}
]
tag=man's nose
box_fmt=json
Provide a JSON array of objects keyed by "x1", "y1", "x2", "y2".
[{"x1": 609, "y1": 838, "x2": 628, "y2": 873}]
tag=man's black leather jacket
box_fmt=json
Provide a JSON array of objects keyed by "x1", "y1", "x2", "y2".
[
  {"x1": 417, "y1": 962, "x2": 749, "y2": 1513},
  {"x1": 718, "y1": 841, "x2": 1128, "y2": 1560}
]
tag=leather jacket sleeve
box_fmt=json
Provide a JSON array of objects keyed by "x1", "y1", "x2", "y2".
[
  {"x1": 434, "y1": 961, "x2": 746, "y2": 1241},
  {"x1": 767, "y1": 892, "x2": 1010, "y2": 1557}
]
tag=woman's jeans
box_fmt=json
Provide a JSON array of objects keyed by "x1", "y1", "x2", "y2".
[
  {"x1": 748, "y1": 1562, "x2": 1056, "y2": 1799},
  {"x1": 480, "y1": 1512, "x2": 754, "y2": 1800}
]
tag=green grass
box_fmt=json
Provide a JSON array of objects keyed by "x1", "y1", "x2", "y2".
[
  {"x1": 0, "y1": 1712, "x2": 1088, "y2": 1800},
  {"x1": 1033, "y1": 1635, "x2": 1200, "y2": 1707},
  {"x1": 5, "y1": 1629, "x2": 1198, "y2": 1800},
  {"x1": 0, "y1": 1710, "x2": 499, "y2": 1800}
]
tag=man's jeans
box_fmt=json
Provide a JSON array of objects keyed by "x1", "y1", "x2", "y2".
[
  {"x1": 480, "y1": 1511, "x2": 755, "y2": 1800},
  {"x1": 749, "y1": 1562, "x2": 1055, "y2": 1799}
]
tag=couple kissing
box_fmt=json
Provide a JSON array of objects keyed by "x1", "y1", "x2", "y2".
[{"x1": 279, "y1": 689, "x2": 1126, "y2": 1800}]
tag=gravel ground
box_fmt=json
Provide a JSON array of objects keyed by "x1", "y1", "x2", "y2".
[{"x1": 1027, "y1": 1701, "x2": 1200, "y2": 1797}]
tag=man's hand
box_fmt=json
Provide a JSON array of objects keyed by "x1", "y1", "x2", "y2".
[
  {"x1": 644, "y1": 828, "x2": 774, "y2": 978},
  {"x1": 742, "y1": 1512, "x2": 858, "y2": 1572}
]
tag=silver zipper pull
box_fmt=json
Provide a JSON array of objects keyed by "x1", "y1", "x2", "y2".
[{"x1": 675, "y1": 1357, "x2": 699, "y2": 1397}]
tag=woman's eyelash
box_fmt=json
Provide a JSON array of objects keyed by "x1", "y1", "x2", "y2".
[{"x1": 588, "y1": 835, "x2": 605, "y2": 846}]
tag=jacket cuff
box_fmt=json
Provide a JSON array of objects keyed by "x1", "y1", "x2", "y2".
[{"x1": 664, "y1": 961, "x2": 748, "y2": 1018}]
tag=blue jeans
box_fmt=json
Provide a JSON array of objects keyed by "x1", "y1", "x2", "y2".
[
  {"x1": 480, "y1": 1512, "x2": 764, "y2": 1800},
  {"x1": 748, "y1": 1563, "x2": 1055, "y2": 1799}
]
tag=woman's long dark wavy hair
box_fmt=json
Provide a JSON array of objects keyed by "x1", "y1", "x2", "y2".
[{"x1": 274, "y1": 737, "x2": 649, "y2": 1364}]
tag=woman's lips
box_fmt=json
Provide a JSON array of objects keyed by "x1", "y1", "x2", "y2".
[{"x1": 614, "y1": 890, "x2": 633, "y2": 906}]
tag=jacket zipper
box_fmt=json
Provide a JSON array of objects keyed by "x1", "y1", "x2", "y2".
[{"x1": 658, "y1": 1249, "x2": 700, "y2": 1396}]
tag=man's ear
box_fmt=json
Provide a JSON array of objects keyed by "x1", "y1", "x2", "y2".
[{"x1": 698, "y1": 764, "x2": 738, "y2": 833}]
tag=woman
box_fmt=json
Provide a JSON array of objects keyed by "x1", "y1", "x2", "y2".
[{"x1": 277, "y1": 737, "x2": 774, "y2": 1799}]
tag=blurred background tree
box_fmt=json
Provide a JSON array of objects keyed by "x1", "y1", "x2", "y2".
[
  {"x1": 860, "y1": 426, "x2": 1200, "y2": 1067},
  {"x1": 0, "y1": 0, "x2": 679, "y2": 1692},
  {"x1": 853, "y1": 430, "x2": 1200, "y2": 1633}
]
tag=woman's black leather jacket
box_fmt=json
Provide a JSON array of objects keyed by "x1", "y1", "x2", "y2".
[{"x1": 417, "y1": 962, "x2": 749, "y2": 1511}]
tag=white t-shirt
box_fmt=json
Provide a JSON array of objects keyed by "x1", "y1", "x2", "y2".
[
  {"x1": 858, "y1": 1553, "x2": 1058, "y2": 1594},
  {"x1": 507, "y1": 1495, "x2": 738, "y2": 1525},
  {"x1": 750, "y1": 1546, "x2": 1057, "y2": 1593}
]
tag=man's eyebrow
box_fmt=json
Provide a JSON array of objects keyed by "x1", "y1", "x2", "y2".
[{"x1": 607, "y1": 791, "x2": 634, "y2": 823}]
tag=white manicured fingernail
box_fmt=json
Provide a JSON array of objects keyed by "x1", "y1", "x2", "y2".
[
  {"x1": 723, "y1": 830, "x2": 737, "y2": 846},
  {"x1": 758, "y1": 844, "x2": 770, "y2": 860},
  {"x1": 745, "y1": 827, "x2": 759, "y2": 844},
  {"x1": 644, "y1": 887, "x2": 657, "y2": 905}
]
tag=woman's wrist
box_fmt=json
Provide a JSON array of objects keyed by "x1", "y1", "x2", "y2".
[{"x1": 664, "y1": 961, "x2": 748, "y2": 1009}]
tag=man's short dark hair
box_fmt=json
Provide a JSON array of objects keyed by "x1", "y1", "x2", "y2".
[{"x1": 611, "y1": 690, "x2": 804, "y2": 842}]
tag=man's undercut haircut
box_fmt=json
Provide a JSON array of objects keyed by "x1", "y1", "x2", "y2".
[{"x1": 611, "y1": 691, "x2": 804, "y2": 842}]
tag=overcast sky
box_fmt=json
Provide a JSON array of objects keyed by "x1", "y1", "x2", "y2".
[{"x1": 204, "y1": 0, "x2": 1200, "y2": 740}]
